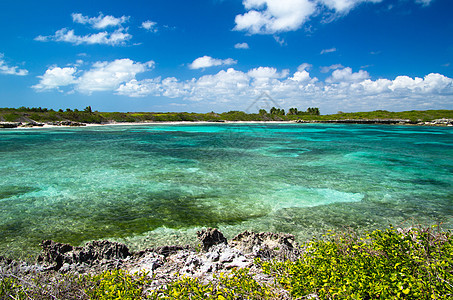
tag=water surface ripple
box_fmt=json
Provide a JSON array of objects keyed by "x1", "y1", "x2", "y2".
[{"x1": 1, "y1": 123, "x2": 452, "y2": 257}]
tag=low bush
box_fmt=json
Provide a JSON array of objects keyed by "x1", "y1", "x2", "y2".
[
  {"x1": 258, "y1": 226, "x2": 453, "y2": 299},
  {"x1": 3, "y1": 113, "x2": 21, "y2": 122},
  {"x1": 0, "y1": 276, "x2": 27, "y2": 299},
  {"x1": 149, "y1": 268, "x2": 279, "y2": 299},
  {"x1": 0, "y1": 272, "x2": 88, "y2": 299},
  {"x1": 84, "y1": 269, "x2": 151, "y2": 300}
]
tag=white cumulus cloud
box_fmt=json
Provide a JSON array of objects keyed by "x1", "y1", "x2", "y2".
[
  {"x1": 352, "y1": 78, "x2": 392, "y2": 94},
  {"x1": 234, "y1": 0, "x2": 394, "y2": 36},
  {"x1": 36, "y1": 13, "x2": 132, "y2": 46},
  {"x1": 35, "y1": 28, "x2": 132, "y2": 46},
  {"x1": 32, "y1": 59, "x2": 453, "y2": 114},
  {"x1": 234, "y1": 0, "x2": 433, "y2": 38},
  {"x1": 72, "y1": 13, "x2": 129, "y2": 29},
  {"x1": 319, "y1": 0, "x2": 383, "y2": 13},
  {"x1": 191, "y1": 68, "x2": 251, "y2": 101},
  {"x1": 189, "y1": 56, "x2": 237, "y2": 70},
  {"x1": 0, "y1": 54, "x2": 28, "y2": 76},
  {"x1": 389, "y1": 73, "x2": 453, "y2": 94},
  {"x1": 116, "y1": 78, "x2": 162, "y2": 97},
  {"x1": 77, "y1": 59, "x2": 154, "y2": 94},
  {"x1": 161, "y1": 77, "x2": 192, "y2": 98},
  {"x1": 141, "y1": 21, "x2": 158, "y2": 32},
  {"x1": 320, "y1": 64, "x2": 344, "y2": 73},
  {"x1": 234, "y1": 42, "x2": 250, "y2": 49},
  {"x1": 297, "y1": 63, "x2": 312, "y2": 71},
  {"x1": 327, "y1": 67, "x2": 370, "y2": 83},
  {"x1": 248, "y1": 66, "x2": 289, "y2": 79},
  {"x1": 290, "y1": 70, "x2": 311, "y2": 82},
  {"x1": 32, "y1": 67, "x2": 77, "y2": 91},
  {"x1": 32, "y1": 59, "x2": 154, "y2": 94},
  {"x1": 234, "y1": 0, "x2": 316, "y2": 34}
]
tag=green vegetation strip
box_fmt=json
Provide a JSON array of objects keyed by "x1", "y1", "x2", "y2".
[
  {"x1": 3, "y1": 106, "x2": 451, "y2": 124},
  {"x1": 259, "y1": 226, "x2": 452, "y2": 299},
  {"x1": 1, "y1": 226, "x2": 452, "y2": 299}
]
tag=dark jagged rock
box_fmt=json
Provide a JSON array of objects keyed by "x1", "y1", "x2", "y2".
[
  {"x1": 75, "y1": 240, "x2": 130, "y2": 262},
  {"x1": 38, "y1": 240, "x2": 73, "y2": 270},
  {"x1": 229, "y1": 231, "x2": 300, "y2": 260},
  {"x1": 48, "y1": 121, "x2": 86, "y2": 126},
  {"x1": 6, "y1": 228, "x2": 300, "y2": 279},
  {"x1": 20, "y1": 122, "x2": 44, "y2": 127},
  {"x1": 0, "y1": 122, "x2": 20, "y2": 128},
  {"x1": 38, "y1": 240, "x2": 130, "y2": 271},
  {"x1": 197, "y1": 228, "x2": 227, "y2": 251}
]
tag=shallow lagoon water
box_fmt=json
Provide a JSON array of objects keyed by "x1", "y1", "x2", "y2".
[{"x1": 0, "y1": 123, "x2": 452, "y2": 257}]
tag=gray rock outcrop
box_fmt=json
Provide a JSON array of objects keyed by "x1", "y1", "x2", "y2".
[
  {"x1": 196, "y1": 227, "x2": 227, "y2": 251},
  {"x1": 2, "y1": 228, "x2": 301, "y2": 284},
  {"x1": 38, "y1": 240, "x2": 130, "y2": 272}
]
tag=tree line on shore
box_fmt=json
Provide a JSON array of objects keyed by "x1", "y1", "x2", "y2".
[
  {"x1": 0, "y1": 106, "x2": 452, "y2": 124},
  {"x1": 0, "y1": 106, "x2": 321, "y2": 123}
]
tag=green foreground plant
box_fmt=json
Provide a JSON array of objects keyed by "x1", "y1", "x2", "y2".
[
  {"x1": 1, "y1": 268, "x2": 279, "y2": 299},
  {"x1": 148, "y1": 268, "x2": 278, "y2": 299},
  {"x1": 84, "y1": 269, "x2": 152, "y2": 299},
  {"x1": 1, "y1": 225, "x2": 451, "y2": 299},
  {"x1": 84, "y1": 268, "x2": 279, "y2": 299},
  {"x1": 0, "y1": 276, "x2": 27, "y2": 299},
  {"x1": 258, "y1": 226, "x2": 453, "y2": 299}
]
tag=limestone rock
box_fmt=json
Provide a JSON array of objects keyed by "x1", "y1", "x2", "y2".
[
  {"x1": 229, "y1": 231, "x2": 300, "y2": 260},
  {"x1": 197, "y1": 228, "x2": 227, "y2": 251},
  {"x1": 38, "y1": 240, "x2": 130, "y2": 271}
]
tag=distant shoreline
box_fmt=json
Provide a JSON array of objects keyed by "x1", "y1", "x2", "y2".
[
  {"x1": 1, "y1": 118, "x2": 452, "y2": 129},
  {"x1": 2, "y1": 108, "x2": 453, "y2": 129}
]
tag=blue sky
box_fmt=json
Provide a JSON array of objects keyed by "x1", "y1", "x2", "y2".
[{"x1": 0, "y1": 0, "x2": 452, "y2": 114}]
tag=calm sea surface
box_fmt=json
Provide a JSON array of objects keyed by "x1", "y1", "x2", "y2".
[{"x1": 1, "y1": 123, "x2": 452, "y2": 257}]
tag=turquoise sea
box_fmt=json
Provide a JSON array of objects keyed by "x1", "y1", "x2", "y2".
[{"x1": 1, "y1": 123, "x2": 452, "y2": 257}]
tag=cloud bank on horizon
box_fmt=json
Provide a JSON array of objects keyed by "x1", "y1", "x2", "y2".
[
  {"x1": 0, "y1": 0, "x2": 452, "y2": 113},
  {"x1": 32, "y1": 58, "x2": 453, "y2": 112}
]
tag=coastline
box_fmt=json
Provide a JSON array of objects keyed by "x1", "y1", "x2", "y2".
[
  {"x1": 1, "y1": 228, "x2": 299, "y2": 296},
  {"x1": 1, "y1": 118, "x2": 452, "y2": 129},
  {"x1": 1, "y1": 226, "x2": 451, "y2": 299},
  {"x1": 0, "y1": 120, "x2": 298, "y2": 129}
]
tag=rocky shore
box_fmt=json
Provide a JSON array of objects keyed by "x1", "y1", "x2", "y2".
[
  {"x1": 295, "y1": 118, "x2": 453, "y2": 126},
  {"x1": 0, "y1": 121, "x2": 86, "y2": 128},
  {"x1": 2, "y1": 226, "x2": 450, "y2": 299},
  {"x1": 0, "y1": 228, "x2": 299, "y2": 290},
  {"x1": 1, "y1": 118, "x2": 452, "y2": 129}
]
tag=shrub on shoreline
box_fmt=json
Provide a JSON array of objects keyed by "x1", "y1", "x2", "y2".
[{"x1": 259, "y1": 225, "x2": 452, "y2": 299}]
